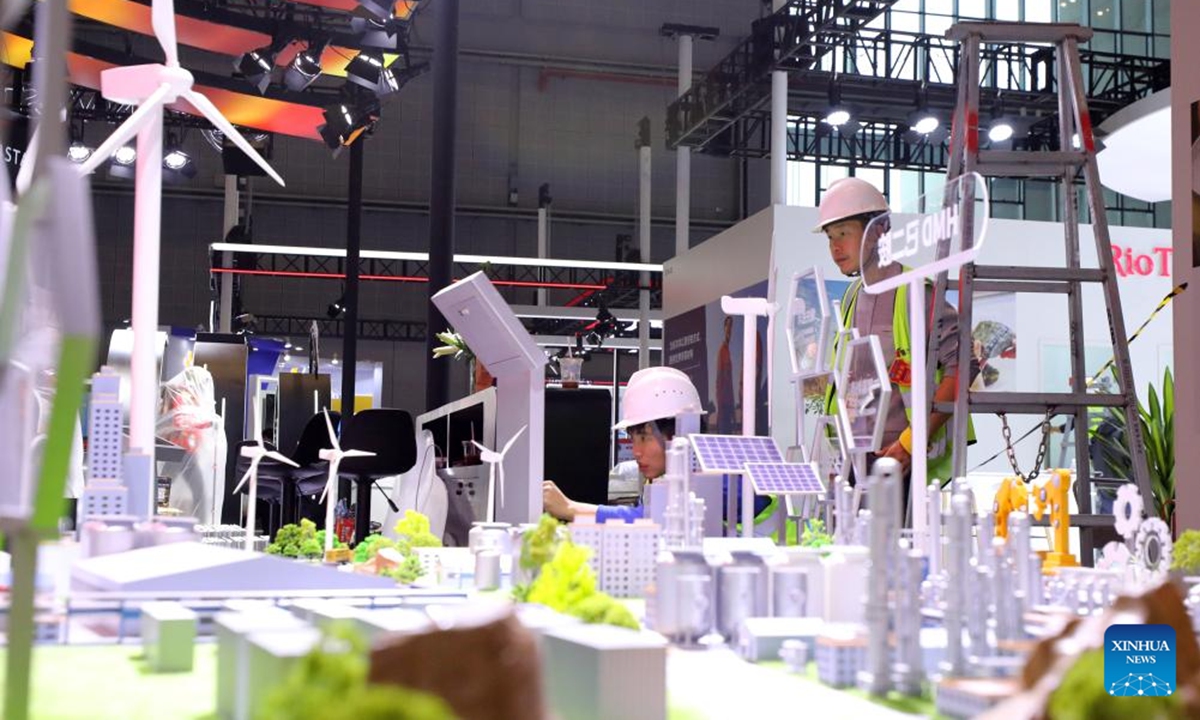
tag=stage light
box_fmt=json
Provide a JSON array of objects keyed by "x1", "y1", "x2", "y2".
[
  {"x1": 317, "y1": 95, "x2": 381, "y2": 152},
  {"x1": 164, "y1": 148, "x2": 190, "y2": 170},
  {"x1": 284, "y1": 40, "x2": 328, "y2": 92},
  {"x1": 824, "y1": 108, "x2": 852, "y2": 127},
  {"x1": 345, "y1": 51, "x2": 386, "y2": 91},
  {"x1": 235, "y1": 44, "x2": 279, "y2": 94},
  {"x1": 913, "y1": 115, "x2": 939, "y2": 134},
  {"x1": 67, "y1": 142, "x2": 93, "y2": 163},
  {"x1": 114, "y1": 145, "x2": 137, "y2": 165},
  {"x1": 327, "y1": 295, "x2": 346, "y2": 319},
  {"x1": 988, "y1": 121, "x2": 1014, "y2": 143},
  {"x1": 378, "y1": 60, "x2": 429, "y2": 96},
  {"x1": 355, "y1": 0, "x2": 397, "y2": 21}
]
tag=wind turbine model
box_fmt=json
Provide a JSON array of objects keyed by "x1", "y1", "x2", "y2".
[
  {"x1": 232, "y1": 402, "x2": 297, "y2": 550},
  {"x1": 76, "y1": 0, "x2": 284, "y2": 520},
  {"x1": 473, "y1": 425, "x2": 527, "y2": 522},
  {"x1": 318, "y1": 409, "x2": 374, "y2": 553}
]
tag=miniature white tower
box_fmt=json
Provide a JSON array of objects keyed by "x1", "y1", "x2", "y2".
[
  {"x1": 661, "y1": 438, "x2": 694, "y2": 549},
  {"x1": 941, "y1": 492, "x2": 972, "y2": 677},
  {"x1": 859, "y1": 458, "x2": 900, "y2": 696},
  {"x1": 928, "y1": 483, "x2": 943, "y2": 579},
  {"x1": 1008, "y1": 512, "x2": 1034, "y2": 612},
  {"x1": 78, "y1": 367, "x2": 129, "y2": 525},
  {"x1": 895, "y1": 548, "x2": 925, "y2": 695}
]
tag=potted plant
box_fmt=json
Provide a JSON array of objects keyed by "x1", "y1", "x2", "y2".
[
  {"x1": 432, "y1": 330, "x2": 492, "y2": 393},
  {"x1": 1091, "y1": 367, "x2": 1175, "y2": 534}
]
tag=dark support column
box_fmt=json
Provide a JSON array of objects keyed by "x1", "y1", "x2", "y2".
[
  {"x1": 425, "y1": 0, "x2": 460, "y2": 412},
  {"x1": 341, "y1": 139, "x2": 364, "y2": 418}
]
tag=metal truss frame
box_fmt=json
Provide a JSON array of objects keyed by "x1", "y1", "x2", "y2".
[{"x1": 667, "y1": 2, "x2": 1169, "y2": 166}]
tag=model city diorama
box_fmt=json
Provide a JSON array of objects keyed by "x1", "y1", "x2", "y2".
[{"x1": 1, "y1": 6, "x2": 1196, "y2": 720}]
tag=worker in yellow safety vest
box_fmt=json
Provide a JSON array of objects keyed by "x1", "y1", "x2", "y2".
[{"x1": 817, "y1": 178, "x2": 974, "y2": 507}]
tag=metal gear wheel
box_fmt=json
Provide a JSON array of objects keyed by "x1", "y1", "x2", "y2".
[
  {"x1": 1135, "y1": 517, "x2": 1173, "y2": 574},
  {"x1": 1113, "y1": 483, "x2": 1144, "y2": 539},
  {"x1": 1096, "y1": 541, "x2": 1131, "y2": 571}
]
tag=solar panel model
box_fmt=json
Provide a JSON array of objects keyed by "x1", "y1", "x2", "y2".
[
  {"x1": 744, "y1": 462, "x2": 826, "y2": 496},
  {"x1": 688, "y1": 434, "x2": 784, "y2": 475}
]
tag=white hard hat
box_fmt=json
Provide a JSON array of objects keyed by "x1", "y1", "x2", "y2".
[
  {"x1": 812, "y1": 177, "x2": 889, "y2": 232},
  {"x1": 615, "y1": 366, "x2": 702, "y2": 431}
]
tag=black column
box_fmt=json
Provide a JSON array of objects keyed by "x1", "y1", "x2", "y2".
[
  {"x1": 424, "y1": 0, "x2": 459, "y2": 412},
  {"x1": 341, "y1": 139, "x2": 364, "y2": 418}
]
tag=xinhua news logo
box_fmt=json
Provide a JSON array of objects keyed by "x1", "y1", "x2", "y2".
[{"x1": 1104, "y1": 624, "x2": 1176, "y2": 697}]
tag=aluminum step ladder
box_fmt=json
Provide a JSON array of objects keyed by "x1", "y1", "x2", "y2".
[{"x1": 933, "y1": 22, "x2": 1155, "y2": 564}]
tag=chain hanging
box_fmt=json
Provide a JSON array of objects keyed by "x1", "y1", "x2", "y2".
[{"x1": 998, "y1": 409, "x2": 1054, "y2": 483}]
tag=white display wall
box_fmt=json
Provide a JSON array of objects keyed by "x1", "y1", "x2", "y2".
[{"x1": 665, "y1": 204, "x2": 1174, "y2": 476}]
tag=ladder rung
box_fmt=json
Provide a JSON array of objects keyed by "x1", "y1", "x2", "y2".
[
  {"x1": 972, "y1": 280, "x2": 1072, "y2": 294},
  {"x1": 935, "y1": 393, "x2": 1129, "y2": 415},
  {"x1": 946, "y1": 21, "x2": 1093, "y2": 44},
  {"x1": 976, "y1": 151, "x2": 1088, "y2": 178},
  {"x1": 972, "y1": 266, "x2": 1106, "y2": 283},
  {"x1": 1030, "y1": 514, "x2": 1114, "y2": 529}
]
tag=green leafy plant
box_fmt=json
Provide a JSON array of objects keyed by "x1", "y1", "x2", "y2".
[
  {"x1": 354, "y1": 534, "x2": 397, "y2": 564},
  {"x1": 520, "y1": 514, "x2": 566, "y2": 573},
  {"x1": 1048, "y1": 648, "x2": 1182, "y2": 720},
  {"x1": 523, "y1": 537, "x2": 639, "y2": 630},
  {"x1": 315, "y1": 529, "x2": 347, "y2": 551},
  {"x1": 1091, "y1": 368, "x2": 1175, "y2": 530},
  {"x1": 394, "y1": 510, "x2": 442, "y2": 549},
  {"x1": 255, "y1": 622, "x2": 455, "y2": 720},
  {"x1": 382, "y1": 554, "x2": 426, "y2": 585},
  {"x1": 266, "y1": 518, "x2": 320, "y2": 558},
  {"x1": 1172, "y1": 530, "x2": 1200, "y2": 574},
  {"x1": 800, "y1": 518, "x2": 833, "y2": 548},
  {"x1": 431, "y1": 330, "x2": 473, "y2": 361}
]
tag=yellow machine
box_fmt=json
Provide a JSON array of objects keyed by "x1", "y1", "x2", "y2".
[
  {"x1": 992, "y1": 476, "x2": 1029, "y2": 541},
  {"x1": 1032, "y1": 469, "x2": 1078, "y2": 574}
]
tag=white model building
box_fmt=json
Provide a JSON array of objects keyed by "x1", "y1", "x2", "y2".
[
  {"x1": 77, "y1": 367, "x2": 129, "y2": 525},
  {"x1": 141, "y1": 601, "x2": 198, "y2": 672},
  {"x1": 570, "y1": 517, "x2": 660, "y2": 598},
  {"x1": 815, "y1": 630, "x2": 866, "y2": 688},
  {"x1": 541, "y1": 623, "x2": 668, "y2": 720}
]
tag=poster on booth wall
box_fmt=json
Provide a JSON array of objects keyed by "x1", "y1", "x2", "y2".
[
  {"x1": 970, "y1": 292, "x2": 1018, "y2": 392},
  {"x1": 664, "y1": 281, "x2": 768, "y2": 435}
]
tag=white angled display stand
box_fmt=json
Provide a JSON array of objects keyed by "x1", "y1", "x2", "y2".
[{"x1": 432, "y1": 272, "x2": 546, "y2": 524}]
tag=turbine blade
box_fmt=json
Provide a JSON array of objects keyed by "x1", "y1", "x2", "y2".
[
  {"x1": 266, "y1": 451, "x2": 299, "y2": 467},
  {"x1": 151, "y1": 0, "x2": 179, "y2": 67},
  {"x1": 501, "y1": 425, "x2": 528, "y2": 455},
  {"x1": 77, "y1": 85, "x2": 172, "y2": 175},
  {"x1": 15, "y1": 126, "x2": 37, "y2": 196},
  {"x1": 323, "y1": 409, "x2": 340, "y2": 453},
  {"x1": 471, "y1": 440, "x2": 490, "y2": 454},
  {"x1": 232, "y1": 467, "x2": 253, "y2": 494},
  {"x1": 182, "y1": 90, "x2": 284, "y2": 186},
  {"x1": 319, "y1": 474, "x2": 336, "y2": 505},
  {"x1": 344, "y1": 450, "x2": 375, "y2": 458}
]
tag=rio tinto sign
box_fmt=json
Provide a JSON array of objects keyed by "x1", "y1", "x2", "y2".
[{"x1": 1112, "y1": 244, "x2": 1172, "y2": 278}]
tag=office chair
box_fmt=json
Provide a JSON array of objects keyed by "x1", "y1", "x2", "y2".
[{"x1": 337, "y1": 409, "x2": 416, "y2": 544}]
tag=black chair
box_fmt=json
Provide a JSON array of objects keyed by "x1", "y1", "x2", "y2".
[
  {"x1": 338, "y1": 409, "x2": 417, "y2": 544},
  {"x1": 282, "y1": 411, "x2": 340, "y2": 527}
]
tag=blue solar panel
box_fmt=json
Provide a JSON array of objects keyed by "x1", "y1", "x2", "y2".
[
  {"x1": 744, "y1": 462, "x2": 825, "y2": 496},
  {"x1": 689, "y1": 434, "x2": 783, "y2": 475}
]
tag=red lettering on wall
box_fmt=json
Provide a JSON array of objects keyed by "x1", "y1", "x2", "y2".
[{"x1": 1111, "y1": 244, "x2": 1173, "y2": 279}]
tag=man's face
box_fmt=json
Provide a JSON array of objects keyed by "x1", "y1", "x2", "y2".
[
  {"x1": 630, "y1": 425, "x2": 668, "y2": 479},
  {"x1": 824, "y1": 219, "x2": 866, "y2": 277}
]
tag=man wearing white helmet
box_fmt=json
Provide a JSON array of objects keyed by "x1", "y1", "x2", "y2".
[
  {"x1": 816, "y1": 177, "x2": 973, "y2": 498},
  {"x1": 543, "y1": 366, "x2": 702, "y2": 523}
]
